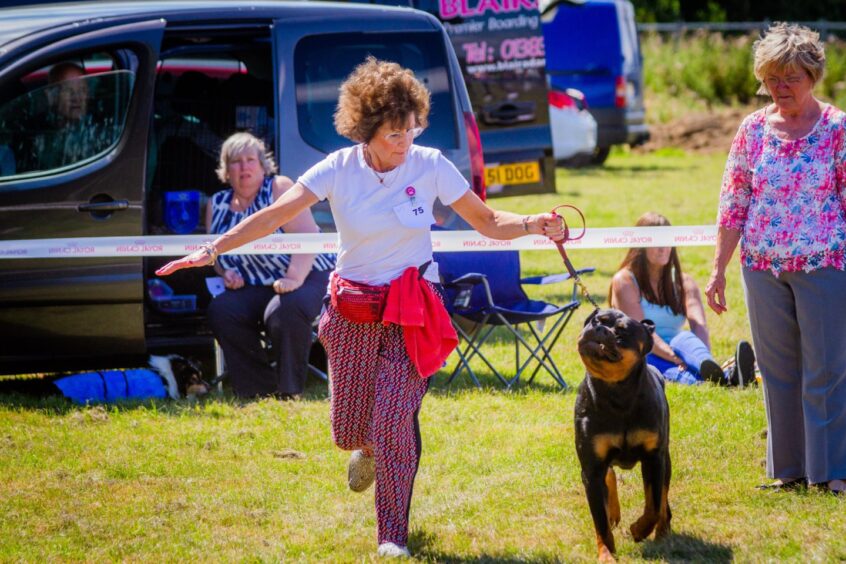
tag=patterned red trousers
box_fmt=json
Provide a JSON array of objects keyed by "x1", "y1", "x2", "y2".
[{"x1": 318, "y1": 304, "x2": 429, "y2": 546}]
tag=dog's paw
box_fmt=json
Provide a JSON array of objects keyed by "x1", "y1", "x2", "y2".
[
  {"x1": 630, "y1": 515, "x2": 657, "y2": 542},
  {"x1": 595, "y1": 532, "x2": 615, "y2": 562},
  {"x1": 654, "y1": 520, "x2": 671, "y2": 540},
  {"x1": 597, "y1": 546, "x2": 616, "y2": 563},
  {"x1": 608, "y1": 512, "x2": 621, "y2": 530}
]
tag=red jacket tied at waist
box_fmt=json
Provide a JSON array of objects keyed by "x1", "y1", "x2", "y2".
[{"x1": 382, "y1": 267, "x2": 457, "y2": 378}]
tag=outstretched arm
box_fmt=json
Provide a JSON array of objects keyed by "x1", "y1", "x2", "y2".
[
  {"x1": 449, "y1": 190, "x2": 565, "y2": 241},
  {"x1": 156, "y1": 183, "x2": 319, "y2": 276}
]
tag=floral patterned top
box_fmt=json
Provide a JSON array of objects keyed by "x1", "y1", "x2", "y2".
[{"x1": 718, "y1": 104, "x2": 846, "y2": 274}]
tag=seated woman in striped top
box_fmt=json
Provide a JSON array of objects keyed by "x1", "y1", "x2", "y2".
[{"x1": 206, "y1": 132, "x2": 335, "y2": 400}]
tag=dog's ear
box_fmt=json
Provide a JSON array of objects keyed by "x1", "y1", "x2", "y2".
[
  {"x1": 583, "y1": 308, "x2": 600, "y2": 327},
  {"x1": 640, "y1": 319, "x2": 655, "y2": 355}
]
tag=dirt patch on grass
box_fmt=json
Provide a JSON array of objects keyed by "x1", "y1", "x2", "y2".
[{"x1": 636, "y1": 106, "x2": 756, "y2": 154}]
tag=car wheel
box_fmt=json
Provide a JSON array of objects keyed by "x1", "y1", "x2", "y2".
[{"x1": 590, "y1": 146, "x2": 611, "y2": 166}]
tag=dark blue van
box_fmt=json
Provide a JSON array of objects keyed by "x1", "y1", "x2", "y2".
[
  {"x1": 541, "y1": 0, "x2": 648, "y2": 164},
  {"x1": 0, "y1": 0, "x2": 481, "y2": 374}
]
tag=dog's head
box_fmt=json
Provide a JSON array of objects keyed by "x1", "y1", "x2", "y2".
[
  {"x1": 170, "y1": 355, "x2": 212, "y2": 397},
  {"x1": 578, "y1": 308, "x2": 655, "y2": 383}
]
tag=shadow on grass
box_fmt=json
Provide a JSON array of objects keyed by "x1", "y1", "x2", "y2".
[
  {"x1": 429, "y1": 371, "x2": 574, "y2": 396},
  {"x1": 604, "y1": 163, "x2": 685, "y2": 173},
  {"x1": 407, "y1": 531, "x2": 732, "y2": 562},
  {"x1": 640, "y1": 532, "x2": 733, "y2": 563},
  {"x1": 409, "y1": 530, "x2": 564, "y2": 563}
]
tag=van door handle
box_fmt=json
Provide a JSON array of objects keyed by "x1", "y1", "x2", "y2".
[{"x1": 77, "y1": 200, "x2": 130, "y2": 212}]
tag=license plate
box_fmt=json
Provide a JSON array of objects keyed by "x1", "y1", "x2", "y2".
[{"x1": 484, "y1": 161, "x2": 541, "y2": 186}]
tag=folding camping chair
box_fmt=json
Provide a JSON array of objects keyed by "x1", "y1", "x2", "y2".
[{"x1": 434, "y1": 250, "x2": 594, "y2": 389}]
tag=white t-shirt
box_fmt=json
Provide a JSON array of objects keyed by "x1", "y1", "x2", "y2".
[{"x1": 299, "y1": 144, "x2": 469, "y2": 286}]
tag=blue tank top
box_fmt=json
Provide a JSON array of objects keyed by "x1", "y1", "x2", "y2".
[
  {"x1": 209, "y1": 176, "x2": 335, "y2": 286},
  {"x1": 628, "y1": 271, "x2": 685, "y2": 343}
]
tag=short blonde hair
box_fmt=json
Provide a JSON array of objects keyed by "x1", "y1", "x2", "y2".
[
  {"x1": 334, "y1": 56, "x2": 430, "y2": 143},
  {"x1": 753, "y1": 22, "x2": 826, "y2": 95},
  {"x1": 216, "y1": 132, "x2": 277, "y2": 184}
]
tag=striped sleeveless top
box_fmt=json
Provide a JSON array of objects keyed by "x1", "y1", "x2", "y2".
[{"x1": 209, "y1": 176, "x2": 335, "y2": 286}]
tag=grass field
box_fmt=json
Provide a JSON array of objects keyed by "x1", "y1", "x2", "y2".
[{"x1": 2, "y1": 151, "x2": 844, "y2": 562}]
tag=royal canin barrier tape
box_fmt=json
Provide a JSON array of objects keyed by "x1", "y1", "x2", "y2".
[{"x1": 0, "y1": 225, "x2": 717, "y2": 259}]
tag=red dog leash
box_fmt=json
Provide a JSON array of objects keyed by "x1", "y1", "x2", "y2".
[{"x1": 550, "y1": 204, "x2": 600, "y2": 310}]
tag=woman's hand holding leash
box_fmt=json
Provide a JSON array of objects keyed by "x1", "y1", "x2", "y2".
[
  {"x1": 548, "y1": 204, "x2": 599, "y2": 309},
  {"x1": 524, "y1": 213, "x2": 566, "y2": 241}
]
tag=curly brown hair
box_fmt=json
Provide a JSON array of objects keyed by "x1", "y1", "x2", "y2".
[{"x1": 334, "y1": 56, "x2": 430, "y2": 143}]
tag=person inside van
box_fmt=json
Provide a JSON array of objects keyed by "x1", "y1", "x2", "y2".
[
  {"x1": 157, "y1": 57, "x2": 567, "y2": 558},
  {"x1": 609, "y1": 212, "x2": 755, "y2": 387},
  {"x1": 206, "y1": 132, "x2": 335, "y2": 400},
  {"x1": 31, "y1": 62, "x2": 112, "y2": 170}
]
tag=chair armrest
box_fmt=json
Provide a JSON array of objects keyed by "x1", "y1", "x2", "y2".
[
  {"x1": 445, "y1": 272, "x2": 487, "y2": 287},
  {"x1": 521, "y1": 267, "x2": 596, "y2": 285},
  {"x1": 443, "y1": 272, "x2": 495, "y2": 310}
]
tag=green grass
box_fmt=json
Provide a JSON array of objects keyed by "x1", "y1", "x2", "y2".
[{"x1": 2, "y1": 151, "x2": 845, "y2": 562}]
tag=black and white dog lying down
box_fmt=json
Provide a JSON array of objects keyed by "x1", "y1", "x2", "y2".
[{"x1": 148, "y1": 354, "x2": 212, "y2": 399}]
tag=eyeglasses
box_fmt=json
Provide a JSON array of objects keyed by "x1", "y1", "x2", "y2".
[
  {"x1": 383, "y1": 126, "x2": 424, "y2": 145},
  {"x1": 764, "y1": 74, "x2": 807, "y2": 87}
]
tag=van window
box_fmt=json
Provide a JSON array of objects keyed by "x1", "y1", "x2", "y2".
[
  {"x1": 0, "y1": 52, "x2": 135, "y2": 183},
  {"x1": 294, "y1": 32, "x2": 458, "y2": 153},
  {"x1": 617, "y1": 1, "x2": 640, "y2": 66},
  {"x1": 544, "y1": 3, "x2": 621, "y2": 74},
  {"x1": 146, "y1": 33, "x2": 274, "y2": 241}
]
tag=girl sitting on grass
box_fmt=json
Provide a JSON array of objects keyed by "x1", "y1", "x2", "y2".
[{"x1": 609, "y1": 212, "x2": 754, "y2": 387}]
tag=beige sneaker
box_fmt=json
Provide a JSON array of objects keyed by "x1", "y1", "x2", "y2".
[
  {"x1": 377, "y1": 542, "x2": 410, "y2": 558},
  {"x1": 347, "y1": 449, "x2": 375, "y2": 492}
]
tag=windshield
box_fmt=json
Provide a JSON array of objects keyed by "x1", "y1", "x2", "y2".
[{"x1": 294, "y1": 31, "x2": 458, "y2": 153}]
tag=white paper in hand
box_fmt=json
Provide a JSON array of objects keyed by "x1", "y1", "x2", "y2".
[{"x1": 205, "y1": 277, "x2": 226, "y2": 297}]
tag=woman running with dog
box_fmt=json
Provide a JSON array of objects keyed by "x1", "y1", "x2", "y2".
[{"x1": 157, "y1": 56, "x2": 566, "y2": 557}]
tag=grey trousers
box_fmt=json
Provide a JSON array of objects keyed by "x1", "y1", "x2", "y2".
[{"x1": 742, "y1": 267, "x2": 846, "y2": 484}]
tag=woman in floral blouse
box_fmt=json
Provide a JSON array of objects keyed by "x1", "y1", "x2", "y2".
[{"x1": 705, "y1": 23, "x2": 846, "y2": 494}]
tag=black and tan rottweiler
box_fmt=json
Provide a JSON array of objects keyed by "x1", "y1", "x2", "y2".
[{"x1": 575, "y1": 308, "x2": 671, "y2": 562}]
